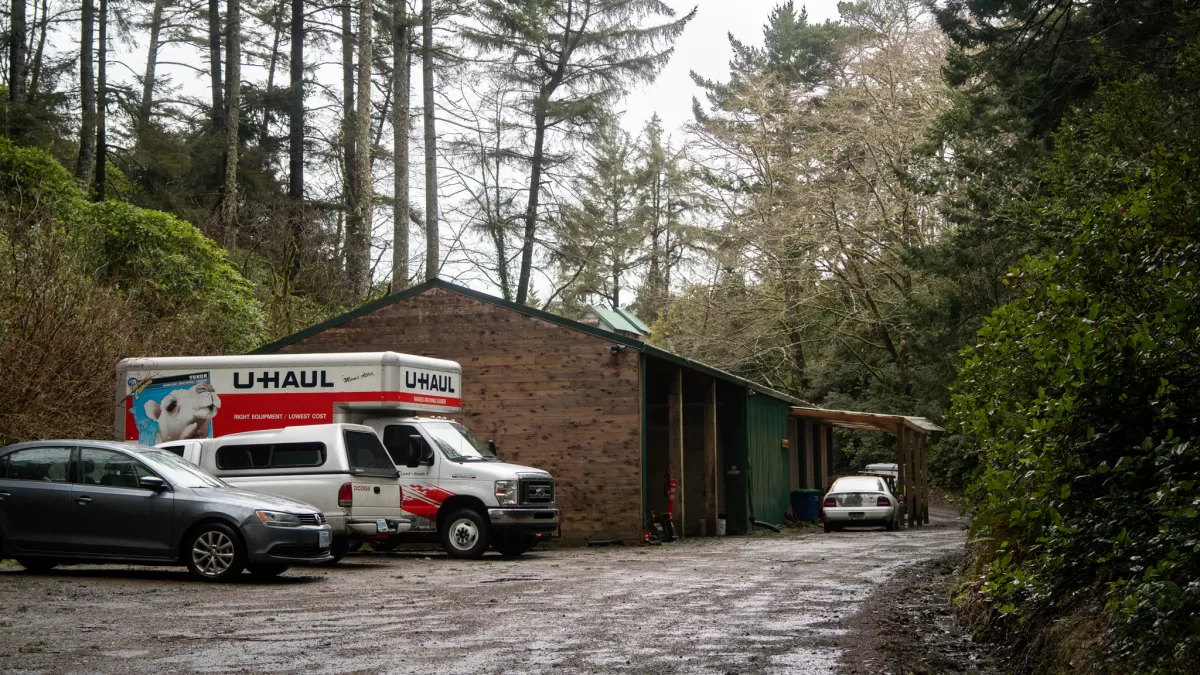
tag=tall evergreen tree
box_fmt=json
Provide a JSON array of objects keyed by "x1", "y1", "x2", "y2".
[
  {"x1": 463, "y1": 0, "x2": 697, "y2": 305},
  {"x1": 421, "y1": 0, "x2": 438, "y2": 280},
  {"x1": 76, "y1": 0, "x2": 97, "y2": 184},
  {"x1": 392, "y1": 0, "x2": 411, "y2": 288}
]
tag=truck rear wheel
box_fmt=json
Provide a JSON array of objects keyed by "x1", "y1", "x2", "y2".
[{"x1": 440, "y1": 508, "x2": 490, "y2": 559}]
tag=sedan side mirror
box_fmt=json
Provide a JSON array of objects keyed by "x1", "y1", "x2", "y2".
[
  {"x1": 138, "y1": 475, "x2": 168, "y2": 491},
  {"x1": 406, "y1": 435, "x2": 423, "y2": 468}
]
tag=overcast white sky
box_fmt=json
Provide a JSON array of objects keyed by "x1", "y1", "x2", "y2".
[{"x1": 617, "y1": 0, "x2": 843, "y2": 137}]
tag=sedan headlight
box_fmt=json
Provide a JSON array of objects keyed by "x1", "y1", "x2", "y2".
[
  {"x1": 255, "y1": 510, "x2": 301, "y2": 527},
  {"x1": 494, "y1": 480, "x2": 518, "y2": 506}
]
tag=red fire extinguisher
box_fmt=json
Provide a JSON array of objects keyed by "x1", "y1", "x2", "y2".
[{"x1": 665, "y1": 471, "x2": 677, "y2": 519}]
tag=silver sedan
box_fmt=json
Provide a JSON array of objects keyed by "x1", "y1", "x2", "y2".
[{"x1": 822, "y1": 475, "x2": 899, "y2": 532}]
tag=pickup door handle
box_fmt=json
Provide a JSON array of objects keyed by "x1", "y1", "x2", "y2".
[{"x1": 76, "y1": 496, "x2": 92, "y2": 505}]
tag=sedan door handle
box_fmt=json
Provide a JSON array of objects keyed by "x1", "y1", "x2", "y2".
[
  {"x1": 0, "y1": 491, "x2": 9, "y2": 500},
  {"x1": 76, "y1": 496, "x2": 92, "y2": 505}
]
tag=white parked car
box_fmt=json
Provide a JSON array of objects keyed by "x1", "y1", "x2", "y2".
[
  {"x1": 158, "y1": 424, "x2": 410, "y2": 561},
  {"x1": 822, "y1": 476, "x2": 898, "y2": 532}
]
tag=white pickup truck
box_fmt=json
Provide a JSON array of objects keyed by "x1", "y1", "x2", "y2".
[{"x1": 116, "y1": 352, "x2": 560, "y2": 558}]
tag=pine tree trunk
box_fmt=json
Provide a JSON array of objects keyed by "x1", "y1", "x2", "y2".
[
  {"x1": 391, "y1": 0, "x2": 409, "y2": 289},
  {"x1": 515, "y1": 105, "x2": 547, "y2": 304},
  {"x1": 421, "y1": 0, "x2": 437, "y2": 280},
  {"x1": 262, "y1": 0, "x2": 285, "y2": 147},
  {"x1": 341, "y1": 2, "x2": 359, "y2": 284},
  {"x1": 208, "y1": 0, "x2": 224, "y2": 131},
  {"x1": 76, "y1": 0, "x2": 96, "y2": 184},
  {"x1": 493, "y1": 130, "x2": 509, "y2": 300},
  {"x1": 288, "y1": 0, "x2": 303, "y2": 201},
  {"x1": 349, "y1": 0, "x2": 374, "y2": 297},
  {"x1": 221, "y1": 0, "x2": 240, "y2": 245},
  {"x1": 287, "y1": 0, "x2": 305, "y2": 279},
  {"x1": 27, "y1": 0, "x2": 48, "y2": 99},
  {"x1": 9, "y1": 0, "x2": 27, "y2": 102},
  {"x1": 93, "y1": 0, "x2": 107, "y2": 201},
  {"x1": 137, "y1": 0, "x2": 165, "y2": 140}
]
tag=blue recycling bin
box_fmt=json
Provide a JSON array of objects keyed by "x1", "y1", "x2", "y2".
[{"x1": 791, "y1": 489, "x2": 823, "y2": 522}]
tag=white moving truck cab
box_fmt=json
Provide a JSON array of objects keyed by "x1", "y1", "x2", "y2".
[{"x1": 115, "y1": 352, "x2": 559, "y2": 559}]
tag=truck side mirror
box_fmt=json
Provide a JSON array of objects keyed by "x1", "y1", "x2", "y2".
[
  {"x1": 405, "y1": 435, "x2": 423, "y2": 468},
  {"x1": 488, "y1": 439, "x2": 497, "y2": 457}
]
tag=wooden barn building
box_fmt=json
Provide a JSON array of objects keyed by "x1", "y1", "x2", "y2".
[{"x1": 254, "y1": 280, "x2": 833, "y2": 543}]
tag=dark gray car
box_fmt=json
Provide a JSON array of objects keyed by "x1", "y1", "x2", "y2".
[{"x1": 0, "y1": 440, "x2": 333, "y2": 581}]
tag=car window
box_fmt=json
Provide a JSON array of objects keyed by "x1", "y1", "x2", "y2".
[
  {"x1": 5, "y1": 446, "x2": 72, "y2": 482},
  {"x1": 344, "y1": 430, "x2": 396, "y2": 476},
  {"x1": 215, "y1": 442, "x2": 326, "y2": 469},
  {"x1": 80, "y1": 448, "x2": 156, "y2": 489},
  {"x1": 382, "y1": 425, "x2": 422, "y2": 465},
  {"x1": 832, "y1": 477, "x2": 885, "y2": 492},
  {"x1": 271, "y1": 442, "x2": 326, "y2": 467},
  {"x1": 159, "y1": 445, "x2": 186, "y2": 457},
  {"x1": 215, "y1": 444, "x2": 272, "y2": 470}
]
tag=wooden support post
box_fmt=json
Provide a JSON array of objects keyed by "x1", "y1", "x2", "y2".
[
  {"x1": 904, "y1": 425, "x2": 917, "y2": 527},
  {"x1": 919, "y1": 432, "x2": 929, "y2": 525},
  {"x1": 703, "y1": 379, "x2": 718, "y2": 536},
  {"x1": 803, "y1": 421, "x2": 815, "y2": 489},
  {"x1": 818, "y1": 424, "x2": 829, "y2": 492},
  {"x1": 895, "y1": 426, "x2": 907, "y2": 528},
  {"x1": 787, "y1": 418, "x2": 800, "y2": 492},
  {"x1": 668, "y1": 367, "x2": 684, "y2": 537}
]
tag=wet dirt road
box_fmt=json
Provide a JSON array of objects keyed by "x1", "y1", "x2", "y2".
[{"x1": 0, "y1": 524, "x2": 964, "y2": 674}]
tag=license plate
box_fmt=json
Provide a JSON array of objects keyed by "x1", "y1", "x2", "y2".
[
  {"x1": 849, "y1": 512, "x2": 865, "y2": 520},
  {"x1": 319, "y1": 530, "x2": 331, "y2": 548},
  {"x1": 376, "y1": 519, "x2": 388, "y2": 533}
]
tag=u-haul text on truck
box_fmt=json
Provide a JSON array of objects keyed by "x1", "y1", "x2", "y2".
[{"x1": 115, "y1": 352, "x2": 559, "y2": 558}]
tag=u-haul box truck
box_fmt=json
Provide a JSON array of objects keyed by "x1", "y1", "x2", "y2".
[{"x1": 115, "y1": 352, "x2": 559, "y2": 558}]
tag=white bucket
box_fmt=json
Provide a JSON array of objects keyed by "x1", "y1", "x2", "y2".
[{"x1": 716, "y1": 518, "x2": 727, "y2": 536}]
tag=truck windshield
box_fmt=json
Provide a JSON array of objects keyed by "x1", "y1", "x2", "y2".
[{"x1": 424, "y1": 421, "x2": 495, "y2": 461}]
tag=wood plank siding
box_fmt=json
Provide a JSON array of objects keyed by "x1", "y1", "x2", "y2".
[{"x1": 274, "y1": 287, "x2": 643, "y2": 542}]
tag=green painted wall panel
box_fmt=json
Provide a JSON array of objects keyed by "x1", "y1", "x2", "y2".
[{"x1": 745, "y1": 393, "x2": 792, "y2": 525}]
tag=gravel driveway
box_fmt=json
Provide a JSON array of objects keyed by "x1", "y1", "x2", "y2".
[{"x1": 0, "y1": 523, "x2": 964, "y2": 674}]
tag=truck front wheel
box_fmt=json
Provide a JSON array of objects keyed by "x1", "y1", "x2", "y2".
[{"x1": 440, "y1": 509, "x2": 490, "y2": 559}]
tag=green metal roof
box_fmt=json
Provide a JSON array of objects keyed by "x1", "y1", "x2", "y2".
[
  {"x1": 614, "y1": 307, "x2": 651, "y2": 334},
  {"x1": 586, "y1": 305, "x2": 644, "y2": 335},
  {"x1": 252, "y1": 279, "x2": 806, "y2": 406}
]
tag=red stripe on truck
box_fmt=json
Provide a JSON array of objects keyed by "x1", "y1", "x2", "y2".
[{"x1": 124, "y1": 390, "x2": 463, "y2": 441}]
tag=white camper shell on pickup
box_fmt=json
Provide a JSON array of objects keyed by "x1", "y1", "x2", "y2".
[{"x1": 115, "y1": 352, "x2": 559, "y2": 558}]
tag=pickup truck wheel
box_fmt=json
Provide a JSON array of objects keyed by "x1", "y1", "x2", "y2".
[
  {"x1": 185, "y1": 523, "x2": 246, "y2": 582},
  {"x1": 493, "y1": 535, "x2": 534, "y2": 558},
  {"x1": 16, "y1": 558, "x2": 57, "y2": 573},
  {"x1": 441, "y1": 509, "x2": 489, "y2": 559}
]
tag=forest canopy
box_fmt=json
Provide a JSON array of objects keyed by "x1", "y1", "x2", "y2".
[{"x1": 2, "y1": 0, "x2": 1200, "y2": 668}]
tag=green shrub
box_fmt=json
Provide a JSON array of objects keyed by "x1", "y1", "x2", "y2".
[
  {"x1": 950, "y1": 73, "x2": 1200, "y2": 672},
  {"x1": 0, "y1": 139, "x2": 265, "y2": 443}
]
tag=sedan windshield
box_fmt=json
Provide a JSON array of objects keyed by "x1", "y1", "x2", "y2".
[
  {"x1": 138, "y1": 449, "x2": 227, "y2": 488},
  {"x1": 424, "y1": 421, "x2": 494, "y2": 461}
]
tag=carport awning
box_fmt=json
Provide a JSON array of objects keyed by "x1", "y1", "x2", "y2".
[{"x1": 789, "y1": 407, "x2": 943, "y2": 435}]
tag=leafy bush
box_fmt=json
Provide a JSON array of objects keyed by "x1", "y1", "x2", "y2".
[
  {"x1": 950, "y1": 72, "x2": 1200, "y2": 672},
  {"x1": 0, "y1": 139, "x2": 264, "y2": 444}
]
